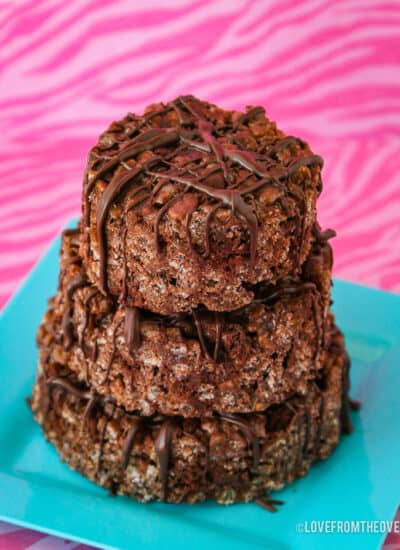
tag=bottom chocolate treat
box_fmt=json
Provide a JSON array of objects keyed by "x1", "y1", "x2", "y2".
[{"x1": 31, "y1": 327, "x2": 351, "y2": 505}]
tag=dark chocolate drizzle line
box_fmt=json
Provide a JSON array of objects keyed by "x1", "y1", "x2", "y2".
[
  {"x1": 79, "y1": 288, "x2": 98, "y2": 349},
  {"x1": 172, "y1": 100, "x2": 193, "y2": 126},
  {"x1": 86, "y1": 338, "x2": 98, "y2": 363},
  {"x1": 315, "y1": 393, "x2": 324, "y2": 449},
  {"x1": 61, "y1": 272, "x2": 87, "y2": 350},
  {"x1": 310, "y1": 292, "x2": 322, "y2": 361},
  {"x1": 218, "y1": 413, "x2": 260, "y2": 469},
  {"x1": 82, "y1": 395, "x2": 98, "y2": 436},
  {"x1": 192, "y1": 309, "x2": 213, "y2": 361},
  {"x1": 197, "y1": 119, "x2": 228, "y2": 180},
  {"x1": 154, "y1": 419, "x2": 177, "y2": 501},
  {"x1": 87, "y1": 96, "x2": 323, "y2": 292},
  {"x1": 293, "y1": 406, "x2": 307, "y2": 472},
  {"x1": 261, "y1": 280, "x2": 316, "y2": 303},
  {"x1": 97, "y1": 401, "x2": 116, "y2": 474},
  {"x1": 341, "y1": 353, "x2": 354, "y2": 434},
  {"x1": 124, "y1": 307, "x2": 141, "y2": 355},
  {"x1": 153, "y1": 190, "x2": 186, "y2": 254},
  {"x1": 24, "y1": 396, "x2": 32, "y2": 409},
  {"x1": 83, "y1": 360, "x2": 90, "y2": 386},
  {"x1": 120, "y1": 417, "x2": 142, "y2": 470},
  {"x1": 267, "y1": 135, "x2": 304, "y2": 155},
  {"x1": 302, "y1": 407, "x2": 311, "y2": 459},
  {"x1": 121, "y1": 225, "x2": 129, "y2": 301},
  {"x1": 61, "y1": 255, "x2": 81, "y2": 269},
  {"x1": 47, "y1": 377, "x2": 92, "y2": 400},
  {"x1": 296, "y1": 196, "x2": 307, "y2": 269},
  {"x1": 185, "y1": 201, "x2": 200, "y2": 257},
  {"x1": 349, "y1": 398, "x2": 361, "y2": 410},
  {"x1": 62, "y1": 227, "x2": 80, "y2": 238},
  {"x1": 255, "y1": 496, "x2": 284, "y2": 513},
  {"x1": 313, "y1": 225, "x2": 337, "y2": 243},
  {"x1": 232, "y1": 106, "x2": 265, "y2": 130},
  {"x1": 213, "y1": 312, "x2": 223, "y2": 361},
  {"x1": 100, "y1": 318, "x2": 124, "y2": 384},
  {"x1": 138, "y1": 108, "x2": 171, "y2": 128}
]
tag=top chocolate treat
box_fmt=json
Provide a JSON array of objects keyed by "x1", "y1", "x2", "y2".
[{"x1": 82, "y1": 95, "x2": 323, "y2": 314}]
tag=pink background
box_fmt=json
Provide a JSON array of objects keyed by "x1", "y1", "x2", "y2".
[{"x1": 0, "y1": 1, "x2": 399, "y2": 548}]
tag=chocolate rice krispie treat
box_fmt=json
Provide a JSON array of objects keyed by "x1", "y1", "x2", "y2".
[
  {"x1": 30, "y1": 94, "x2": 354, "y2": 510},
  {"x1": 31, "y1": 326, "x2": 351, "y2": 504},
  {"x1": 37, "y1": 228, "x2": 333, "y2": 417},
  {"x1": 81, "y1": 95, "x2": 324, "y2": 313}
]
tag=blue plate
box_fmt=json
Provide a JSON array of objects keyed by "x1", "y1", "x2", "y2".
[{"x1": 0, "y1": 221, "x2": 399, "y2": 550}]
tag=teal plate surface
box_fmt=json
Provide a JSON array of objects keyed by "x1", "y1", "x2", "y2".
[{"x1": 0, "y1": 222, "x2": 399, "y2": 550}]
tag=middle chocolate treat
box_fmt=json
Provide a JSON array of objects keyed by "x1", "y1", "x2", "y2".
[{"x1": 37, "y1": 227, "x2": 333, "y2": 418}]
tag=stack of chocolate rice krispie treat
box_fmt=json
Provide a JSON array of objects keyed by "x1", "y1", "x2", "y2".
[{"x1": 31, "y1": 95, "x2": 355, "y2": 507}]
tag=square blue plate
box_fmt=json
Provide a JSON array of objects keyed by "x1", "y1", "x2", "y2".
[{"x1": 0, "y1": 221, "x2": 399, "y2": 550}]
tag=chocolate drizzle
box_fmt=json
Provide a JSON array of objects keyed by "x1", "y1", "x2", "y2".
[
  {"x1": 154, "y1": 419, "x2": 177, "y2": 501},
  {"x1": 120, "y1": 417, "x2": 142, "y2": 470},
  {"x1": 100, "y1": 318, "x2": 123, "y2": 384},
  {"x1": 255, "y1": 496, "x2": 284, "y2": 512},
  {"x1": 85, "y1": 95, "x2": 323, "y2": 293},
  {"x1": 213, "y1": 312, "x2": 223, "y2": 361},
  {"x1": 340, "y1": 353, "x2": 353, "y2": 434},
  {"x1": 47, "y1": 376, "x2": 92, "y2": 400},
  {"x1": 124, "y1": 307, "x2": 141, "y2": 355},
  {"x1": 82, "y1": 395, "x2": 99, "y2": 436},
  {"x1": 313, "y1": 225, "x2": 336, "y2": 243},
  {"x1": 233, "y1": 106, "x2": 265, "y2": 129},
  {"x1": 252, "y1": 280, "x2": 317, "y2": 306},
  {"x1": 97, "y1": 400, "x2": 116, "y2": 473},
  {"x1": 302, "y1": 407, "x2": 311, "y2": 458},
  {"x1": 310, "y1": 292, "x2": 322, "y2": 360},
  {"x1": 314, "y1": 394, "x2": 324, "y2": 455},
  {"x1": 62, "y1": 227, "x2": 80, "y2": 238},
  {"x1": 79, "y1": 288, "x2": 98, "y2": 349},
  {"x1": 349, "y1": 398, "x2": 361, "y2": 410},
  {"x1": 61, "y1": 272, "x2": 87, "y2": 349},
  {"x1": 324, "y1": 326, "x2": 360, "y2": 436},
  {"x1": 218, "y1": 413, "x2": 260, "y2": 469},
  {"x1": 192, "y1": 309, "x2": 213, "y2": 361}
]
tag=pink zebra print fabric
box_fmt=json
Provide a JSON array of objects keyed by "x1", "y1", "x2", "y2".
[{"x1": 0, "y1": 1, "x2": 399, "y2": 548}]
